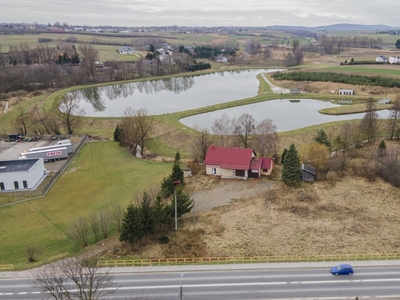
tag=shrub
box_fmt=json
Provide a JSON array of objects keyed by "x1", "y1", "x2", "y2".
[{"x1": 157, "y1": 235, "x2": 170, "y2": 244}]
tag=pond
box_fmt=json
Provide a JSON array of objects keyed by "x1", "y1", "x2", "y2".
[
  {"x1": 179, "y1": 99, "x2": 390, "y2": 132},
  {"x1": 69, "y1": 69, "x2": 278, "y2": 117}
]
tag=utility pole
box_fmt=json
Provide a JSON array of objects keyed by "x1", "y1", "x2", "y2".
[{"x1": 174, "y1": 180, "x2": 180, "y2": 231}]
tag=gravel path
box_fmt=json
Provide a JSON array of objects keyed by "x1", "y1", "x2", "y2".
[
  {"x1": 192, "y1": 179, "x2": 277, "y2": 214},
  {"x1": 260, "y1": 73, "x2": 290, "y2": 94}
]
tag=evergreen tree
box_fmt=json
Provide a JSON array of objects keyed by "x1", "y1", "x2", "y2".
[
  {"x1": 396, "y1": 39, "x2": 400, "y2": 49},
  {"x1": 140, "y1": 191, "x2": 154, "y2": 235},
  {"x1": 119, "y1": 204, "x2": 144, "y2": 244},
  {"x1": 315, "y1": 129, "x2": 331, "y2": 149},
  {"x1": 378, "y1": 140, "x2": 387, "y2": 157},
  {"x1": 153, "y1": 193, "x2": 171, "y2": 230},
  {"x1": 281, "y1": 148, "x2": 288, "y2": 164},
  {"x1": 161, "y1": 152, "x2": 185, "y2": 198},
  {"x1": 171, "y1": 187, "x2": 193, "y2": 218},
  {"x1": 281, "y1": 144, "x2": 302, "y2": 187},
  {"x1": 113, "y1": 124, "x2": 121, "y2": 143}
]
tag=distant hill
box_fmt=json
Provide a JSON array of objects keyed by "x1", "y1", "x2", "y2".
[{"x1": 268, "y1": 24, "x2": 396, "y2": 31}]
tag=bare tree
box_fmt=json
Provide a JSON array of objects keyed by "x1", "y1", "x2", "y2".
[
  {"x1": 245, "y1": 39, "x2": 261, "y2": 55},
  {"x1": 253, "y1": 119, "x2": 278, "y2": 156},
  {"x1": 262, "y1": 47, "x2": 272, "y2": 60},
  {"x1": 58, "y1": 93, "x2": 86, "y2": 135},
  {"x1": 111, "y1": 203, "x2": 124, "y2": 233},
  {"x1": 233, "y1": 113, "x2": 256, "y2": 148},
  {"x1": 89, "y1": 213, "x2": 101, "y2": 242},
  {"x1": 99, "y1": 211, "x2": 110, "y2": 239},
  {"x1": 26, "y1": 245, "x2": 42, "y2": 262},
  {"x1": 388, "y1": 98, "x2": 400, "y2": 140},
  {"x1": 68, "y1": 217, "x2": 89, "y2": 247},
  {"x1": 359, "y1": 98, "x2": 379, "y2": 144},
  {"x1": 119, "y1": 107, "x2": 155, "y2": 157},
  {"x1": 79, "y1": 43, "x2": 99, "y2": 77},
  {"x1": 13, "y1": 105, "x2": 29, "y2": 135},
  {"x1": 192, "y1": 125, "x2": 214, "y2": 162},
  {"x1": 211, "y1": 113, "x2": 235, "y2": 147},
  {"x1": 32, "y1": 257, "x2": 118, "y2": 300}
]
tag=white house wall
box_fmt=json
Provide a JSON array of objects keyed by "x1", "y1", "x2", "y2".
[
  {"x1": 0, "y1": 159, "x2": 47, "y2": 191},
  {"x1": 206, "y1": 165, "x2": 248, "y2": 179}
]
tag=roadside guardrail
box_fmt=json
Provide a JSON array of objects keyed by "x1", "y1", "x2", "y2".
[
  {"x1": 0, "y1": 264, "x2": 14, "y2": 271},
  {"x1": 98, "y1": 253, "x2": 400, "y2": 267}
]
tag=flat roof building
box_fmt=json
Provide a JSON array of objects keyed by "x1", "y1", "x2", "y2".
[{"x1": 0, "y1": 158, "x2": 48, "y2": 192}]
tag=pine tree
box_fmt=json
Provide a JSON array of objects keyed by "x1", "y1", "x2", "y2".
[
  {"x1": 315, "y1": 129, "x2": 331, "y2": 149},
  {"x1": 119, "y1": 204, "x2": 144, "y2": 244},
  {"x1": 378, "y1": 140, "x2": 387, "y2": 157},
  {"x1": 161, "y1": 152, "x2": 185, "y2": 198},
  {"x1": 153, "y1": 193, "x2": 171, "y2": 230},
  {"x1": 171, "y1": 187, "x2": 193, "y2": 218},
  {"x1": 281, "y1": 144, "x2": 302, "y2": 187},
  {"x1": 113, "y1": 124, "x2": 121, "y2": 143},
  {"x1": 281, "y1": 148, "x2": 288, "y2": 164},
  {"x1": 140, "y1": 191, "x2": 154, "y2": 235}
]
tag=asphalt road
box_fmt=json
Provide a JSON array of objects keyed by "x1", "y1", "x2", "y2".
[{"x1": 1, "y1": 261, "x2": 400, "y2": 299}]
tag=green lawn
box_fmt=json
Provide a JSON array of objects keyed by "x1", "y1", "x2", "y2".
[{"x1": 0, "y1": 141, "x2": 173, "y2": 269}]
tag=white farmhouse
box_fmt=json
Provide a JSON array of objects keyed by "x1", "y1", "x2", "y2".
[{"x1": 0, "y1": 158, "x2": 48, "y2": 191}]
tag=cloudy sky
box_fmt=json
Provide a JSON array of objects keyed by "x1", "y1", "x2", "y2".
[{"x1": 2, "y1": 0, "x2": 400, "y2": 27}]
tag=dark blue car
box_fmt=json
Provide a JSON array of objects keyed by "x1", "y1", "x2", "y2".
[{"x1": 330, "y1": 264, "x2": 354, "y2": 276}]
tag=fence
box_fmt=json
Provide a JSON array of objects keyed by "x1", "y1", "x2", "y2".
[
  {"x1": 97, "y1": 253, "x2": 400, "y2": 268},
  {"x1": 0, "y1": 135, "x2": 88, "y2": 208},
  {"x1": 0, "y1": 264, "x2": 14, "y2": 271}
]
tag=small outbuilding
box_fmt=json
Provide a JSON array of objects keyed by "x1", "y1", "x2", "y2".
[
  {"x1": 0, "y1": 158, "x2": 48, "y2": 191},
  {"x1": 290, "y1": 88, "x2": 301, "y2": 94},
  {"x1": 6, "y1": 133, "x2": 21, "y2": 142},
  {"x1": 338, "y1": 89, "x2": 354, "y2": 95},
  {"x1": 301, "y1": 164, "x2": 316, "y2": 181},
  {"x1": 183, "y1": 167, "x2": 192, "y2": 178}
]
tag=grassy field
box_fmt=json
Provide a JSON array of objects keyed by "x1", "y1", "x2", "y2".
[{"x1": 0, "y1": 141, "x2": 173, "y2": 269}]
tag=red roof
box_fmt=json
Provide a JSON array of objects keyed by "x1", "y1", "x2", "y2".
[
  {"x1": 250, "y1": 157, "x2": 273, "y2": 170},
  {"x1": 261, "y1": 157, "x2": 273, "y2": 169},
  {"x1": 204, "y1": 146, "x2": 255, "y2": 170}
]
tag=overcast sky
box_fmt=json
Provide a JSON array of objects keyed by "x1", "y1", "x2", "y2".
[{"x1": 2, "y1": 0, "x2": 400, "y2": 27}]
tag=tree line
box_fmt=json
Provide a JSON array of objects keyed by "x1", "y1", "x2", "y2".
[
  {"x1": 319, "y1": 35, "x2": 383, "y2": 55},
  {"x1": 271, "y1": 71, "x2": 400, "y2": 88}
]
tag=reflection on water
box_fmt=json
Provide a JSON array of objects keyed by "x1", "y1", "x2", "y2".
[
  {"x1": 64, "y1": 69, "x2": 276, "y2": 117},
  {"x1": 180, "y1": 99, "x2": 390, "y2": 132}
]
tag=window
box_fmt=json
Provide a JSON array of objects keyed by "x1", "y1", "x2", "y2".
[
  {"x1": 211, "y1": 168, "x2": 217, "y2": 175},
  {"x1": 0, "y1": 182, "x2": 4, "y2": 190},
  {"x1": 14, "y1": 181, "x2": 19, "y2": 189},
  {"x1": 23, "y1": 181, "x2": 28, "y2": 189}
]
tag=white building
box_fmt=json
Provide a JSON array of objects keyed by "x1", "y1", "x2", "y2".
[
  {"x1": 389, "y1": 56, "x2": 400, "y2": 64},
  {"x1": 375, "y1": 55, "x2": 388, "y2": 63},
  {"x1": 0, "y1": 158, "x2": 48, "y2": 192},
  {"x1": 338, "y1": 88, "x2": 354, "y2": 95}
]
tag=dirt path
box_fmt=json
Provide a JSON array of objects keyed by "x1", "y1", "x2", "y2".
[
  {"x1": 260, "y1": 73, "x2": 290, "y2": 94},
  {"x1": 191, "y1": 179, "x2": 277, "y2": 214}
]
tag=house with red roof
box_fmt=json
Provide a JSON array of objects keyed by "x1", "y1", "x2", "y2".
[{"x1": 204, "y1": 146, "x2": 274, "y2": 179}]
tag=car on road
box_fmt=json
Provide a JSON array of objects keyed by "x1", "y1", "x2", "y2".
[{"x1": 330, "y1": 264, "x2": 354, "y2": 275}]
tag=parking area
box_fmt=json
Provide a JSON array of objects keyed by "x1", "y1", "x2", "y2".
[{"x1": 0, "y1": 137, "x2": 83, "y2": 172}]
